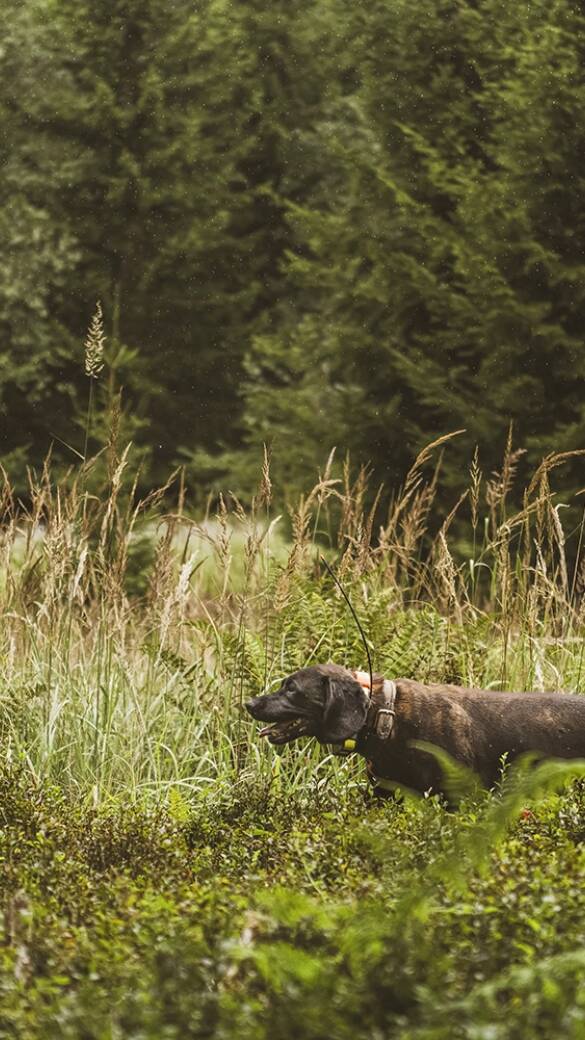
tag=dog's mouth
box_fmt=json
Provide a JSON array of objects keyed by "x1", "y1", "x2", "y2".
[{"x1": 258, "y1": 718, "x2": 311, "y2": 745}]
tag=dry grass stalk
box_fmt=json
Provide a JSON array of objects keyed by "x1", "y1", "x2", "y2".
[
  {"x1": 470, "y1": 446, "x2": 481, "y2": 531},
  {"x1": 551, "y1": 505, "x2": 569, "y2": 591},
  {"x1": 433, "y1": 531, "x2": 461, "y2": 619},
  {"x1": 500, "y1": 423, "x2": 524, "y2": 503},
  {"x1": 495, "y1": 530, "x2": 512, "y2": 621},
  {"x1": 574, "y1": 551, "x2": 585, "y2": 605},
  {"x1": 335, "y1": 465, "x2": 372, "y2": 578},
  {"x1": 486, "y1": 426, "x2": 526, "y2": 534},
  {"x1": 148, "y1": 525, "x2": 175, "y2": 623},
  {"x1": 318, "y1": 447, "x2": 336, "y2": 499},
  {"x1": 355, "y1": 482, "x2": 384, "y2": 577},
  {"x1": 399, "y1": 454, "x2": 442, "y2": 562},
  {"x1": 177, "y1": 467, "x2": 187, "y2": 520},
  {"x1": 381, "y1": 430, "x2": 464, "y2": 556},
  {"x1": 107, "y1": 388, "x2": 122, "y2": 479},
  {"x1": 84, "y1": 301, "x2": 106, "y2": 379},
  {"x1": 99, "y1": 444, "x2": 132, "y2": 551},
  {"x1": 429, "y1": 491, "x2": 470, "y2": 617},
  {"x1": 338, "y1": 455, "x2": 354, "y2": 550},
  {"x1": 215, "y1": 494, "x2": 232, "y2": 600},
  {"x1": 286, "y1": 496, "x2": 312, "y2": 578},
  {"x1": 526, "y1": 449, "x2": 585, "y2": 500},
  {"x1": 259, "y1": 444, "x2": 273, "y2": 510}
]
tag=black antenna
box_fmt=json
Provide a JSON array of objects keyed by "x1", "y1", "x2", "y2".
[{"x1": 319, "y1": 555, "x2": 373, "y2": 697}]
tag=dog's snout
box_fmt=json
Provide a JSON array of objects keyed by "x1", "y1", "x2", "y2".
[{"x1": 245, "y1": 696, "x2": 264, "y2": 718}]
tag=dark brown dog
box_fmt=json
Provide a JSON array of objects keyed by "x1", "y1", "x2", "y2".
[{"x1": 246, "y1": 663, "x2": 585, "y2": 798}]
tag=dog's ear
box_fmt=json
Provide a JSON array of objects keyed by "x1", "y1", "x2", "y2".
[{"x1": 319, "y1": 673, "x2": 368, "y2": 743}]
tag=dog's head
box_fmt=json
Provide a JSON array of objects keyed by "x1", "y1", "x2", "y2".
[{"x1": 245, "y1": 663, "x2": 369, "y2": 745}]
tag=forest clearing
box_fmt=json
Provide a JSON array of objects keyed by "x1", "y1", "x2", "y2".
[{"x1": 4, "y1": 0, "x2": 585, "y2": 1034}]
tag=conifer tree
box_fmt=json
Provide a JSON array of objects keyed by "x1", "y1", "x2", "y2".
[
  {"x1": 239, "y1": 0, "x2": 492, "y2": 495},
  {"x1": 0, "y1": 3, "x2": 80, "y2": 475},
  {"x1": 240, "y1": 0, "x2": 585, "y2": 505},
  {"x1": 2, "y1": 0, "x2": 344, "y2": 487},
  {"x1": 462, "y1": 0, "x2": 585, "y2": 465}
]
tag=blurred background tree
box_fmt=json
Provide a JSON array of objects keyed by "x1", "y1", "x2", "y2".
[{"x1": 1, "y1": 0, "x2": 584, "y2": 513}]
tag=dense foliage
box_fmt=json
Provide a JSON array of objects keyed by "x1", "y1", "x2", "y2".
[
  {"x1": 2, "y1": 761, "x2": 585, "y2": 1038},
  {"x1": 2, "y1": 0, "x2": 585, "y2": 502}
]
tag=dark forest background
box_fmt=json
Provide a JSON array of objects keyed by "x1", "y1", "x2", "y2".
[{"x1": 2, "y1": 0, "x2": 585, "y2": 510}]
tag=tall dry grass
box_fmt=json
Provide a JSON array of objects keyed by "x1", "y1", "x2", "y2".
[{"x1": 0, "y1": 422, "x2": 583, "y2": 802}]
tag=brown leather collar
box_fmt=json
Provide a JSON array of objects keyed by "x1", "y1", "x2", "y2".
[{"x1": 351, "y1": 670, "x2": 397, "y2": 742}]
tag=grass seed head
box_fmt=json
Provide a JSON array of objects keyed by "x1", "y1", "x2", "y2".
[{"x1": 84, "y1": 301, "x2": 105, "y2": 379}]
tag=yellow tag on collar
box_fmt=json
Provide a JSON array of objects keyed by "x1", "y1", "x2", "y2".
[{"x1": 342, "y1": 739, "x2": 357, "y2": 751}]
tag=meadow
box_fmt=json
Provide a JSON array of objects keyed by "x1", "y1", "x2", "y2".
[{"x1": 1, "y1": 434, "x2": 585, "y2": 1038}]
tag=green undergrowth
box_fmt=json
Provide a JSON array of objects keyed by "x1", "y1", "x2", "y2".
[
  {"x1": 1, "y1": 763, "x2": 585, "y2": 1039},
  {"x1": 1, "y1": 445, "x2": 585, "y2": 1035}
]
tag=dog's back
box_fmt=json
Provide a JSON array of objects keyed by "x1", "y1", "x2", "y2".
[{"x1": 370, "y1": 680, "x2": 585, "y2": 791}]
